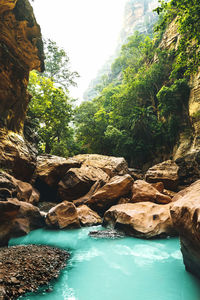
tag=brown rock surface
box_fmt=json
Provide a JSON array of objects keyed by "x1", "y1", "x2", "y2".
[
  {"x1": 77, "y1": 205, "x2": 102, "y2": 226},
  {"x1": 35, "y1": 155, "x2": 81, "y2": 188},
  {"x1": 73, "y1": 154, "x2": 129, "y2": 177},
  {"x1": 14, "y1": 179, "x2": 40, "y2": 205},
  {"x1": 145, "y1": 160, "x2": 179, "y2": 191},
  {"x1": 104, "y1": 202, "x2": 176, "y2": 239},
  {"x1": 34, "y1": 155, "x2": 81, "y2": 202},
  {"x1": 0, "y1": 245, "x2": 69, "y2": 300},
  {"x1": 170, "y1": 180, "x2": 200, "y2": 278},
  {"x1": 58, "y1": 165, "x2": 109, "y2": 201},
  {"x1": 86, "y1": 175, "x2": 134, "y2": 213},
  {"x1": 46, "y1": 201, "x2": 80, "y2": 229},
  {"x1": 131, "y1": 180, "x2": 171, "y2": 204},
  {"x1": 0, "y1": 0, "x2": 44, "y2": 132},
  {"x1": 0, "y1": 198, "x2": 44, "y2": 246}
]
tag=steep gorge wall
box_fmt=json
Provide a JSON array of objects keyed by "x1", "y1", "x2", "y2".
[
  {"x1": 0, "y1": 0, "x2": 44, "y2": 132},
  {"x1": 0, "y1": 0, "x2": 44, "y2": 180}
]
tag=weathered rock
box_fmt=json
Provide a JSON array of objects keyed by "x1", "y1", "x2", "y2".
[
  {"x1": 89, "y1": 229, "x2": 124, "y2": 239},
  {"x1": 170, "y1": 180, "x2": 200, "y2": 279},
  {"x1": 0, "y1": 171, "x2": 17, "y2": 199},
  {"x1": 151, "y1": 182, "x2": 164, "y2": 193},
  {"x1": 58, "y1": 166, "x2": 109, "y2": 201},
  {"x1": 0, "y1": 200, "x2": 20, "y2": 246},
  {"x1": 14, "y1": 179, "x2": 40, "y2": 205},
  {"x1": 86, "y1": 175, "x2": 134, "y2": 213},
  {"x1": 35, "y1": 155, "x2": 81, "y2": 187},
  {"x1": 33, "y1": 155, "x2": 81, "y2": 202},
  {"x1": 175, "y1": 151, "x2": 200, "y2": 187},
  {"x1": 73, "y1": 154, "x2": 129, "y2": 177},
  {"x1": 73, "y1": 180, "x2": 104, "y2": 207},
  {"x1": 131, "y1": 180, "x2": 171, "y2": 204},
  {"x1": 128, "y1": 168, "x2": 144, "y2": 180},
  {"x1": 145, "y1": 160, "x2": 179, "y2": 191},
  {"x1": 77, "y1": 205, "x2": 102, "y2": 226},
  {"x1": 0, "y1": 171, "x2": 39, "y2": 204},
  {"x1": 9, "y1": 198, "x2": 44, "y2": 237},
  {"x1": 104, "y1": 202, "x2": 176, "y2": 239},
  {"x1": 0, "y1": 198, "x2": 44, "y2": 245},
  {"x1": 0, "y1": 0, "x2": 44, "y2": 132},
  {"x1": 46, "y1": 201, "x2": 80, "y2": 229},
  {"x1": 0, "y1": 129, "x2": 37, "y2": 181}
]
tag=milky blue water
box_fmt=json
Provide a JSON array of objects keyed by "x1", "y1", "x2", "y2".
[{"x1": 9, "y1": 226, "x2": 200, "y2": 300}]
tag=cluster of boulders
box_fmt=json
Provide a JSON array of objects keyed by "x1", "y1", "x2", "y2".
[{"x1": 1, "y1": 154, "x2": 200, "y2": 279}]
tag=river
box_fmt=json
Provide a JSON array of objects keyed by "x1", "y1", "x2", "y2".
[{"x1": 9, "y1": 226, "x2": 200, "y2": 300}]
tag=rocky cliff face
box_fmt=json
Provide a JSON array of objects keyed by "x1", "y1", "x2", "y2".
[
  {"x1": 0, "y1": 0, "x2": 44, "y2": 133},
  {"x1": 0, "y1": 0, "x2": 44, "y2": 179},
  {"x1": 119, "y1": 0, "x2": 158, "y2": 44}
]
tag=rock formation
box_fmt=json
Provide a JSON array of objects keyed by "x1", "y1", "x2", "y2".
[
  {"x1": 170, "y1": 180, "x2": 200, "y2": 279},
  {"x1": 104, "y1": 202, "x2": 176, "y2": 239},
  {"x1": 0, "y1": 0, "x2": 44, "y2": 179}
]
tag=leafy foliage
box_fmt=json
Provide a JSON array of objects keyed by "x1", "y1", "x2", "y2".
[
  {"x1": 26, "y1": 39, "x2": 79, "y2": 157},
  {"x1": 74, "y1": 28, "x2": 190, "y2": 167},
  {"x1": 155, "y1": 0, "x2": 200, "y2": 76}
]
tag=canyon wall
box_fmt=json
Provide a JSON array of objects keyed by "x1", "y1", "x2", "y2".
[{"x1": 0, "y1": 0, "x2": 44, "y2": 180}]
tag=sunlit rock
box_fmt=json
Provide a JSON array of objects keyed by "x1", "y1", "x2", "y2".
[
  {"x1": 86, "y1": 175, "x2": 133, "y2": 213},
  {"x1": 104, "y1": 202, "x2": 176, "y2": 239},
  {"x1": 77, "y1": 205, "x2": 102, "y2": 226},
  {"x1": 46, "y1": 201, "x2": 80, "y2": 229},
  {"x1": 131, "y1": 180, "x2": 171, "y2": 204},
  {"x1": 145, "y1": 160, "x2": 179, "y2": 191},
  {"x1": 170, "y1": 180, "x2": 200, "y2": 279}
]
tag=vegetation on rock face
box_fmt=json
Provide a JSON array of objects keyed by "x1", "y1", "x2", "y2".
[
  {"x1": 26, "y1": 0, "x2": 200, "y2": 167},
  {"x1": 74, "y1": 24, "x2": 190, "y2": 167},
  {"x1": 155, "y1": 0, "x2": 200, "y2": 77}
]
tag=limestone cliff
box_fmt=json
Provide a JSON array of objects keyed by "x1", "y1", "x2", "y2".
[
  {"x1": 0, "y1": 0, "x2": 44, "y2": 180},
  {"x1": 0, "y1": 0, "x2": 44, "y2": 132},
  {"x1": 119, "y1": 0, "x2": 158, "y2": 45}
]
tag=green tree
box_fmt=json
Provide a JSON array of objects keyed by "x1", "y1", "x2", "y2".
[
  {"x1": 27, "y1": 71, "x2": 75, "y2": 156},
  {"x1": 42, "y1": 39, "x2": 79, "y2": 90}
]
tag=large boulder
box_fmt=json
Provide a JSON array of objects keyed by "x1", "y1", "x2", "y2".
[
  {"x1": 86, "y1": 175, "x2": 134, "y2": 213},
  {"x1": 46, "y1": 201, "x2": 80, "y2": 229},
  {"x1": 145, "y1": 160, "x2": 179, "y2": 191},
  {"x1": 0, "y1": 198, "x2": 44, "y2": 246},
  {"x1": 170, "y1": 180, "x2": 200, "y2": 279},
  {"x1": 0, "y1": 200, "x2": 20, "y2": 246},
  {"x1": 58, "y1": 165, "x2": 109, "y2": 201},
  {"x1": 34, "y1": 155, "x2": 81, "y2": 202},
  {"x1": 0, "y1": 171, "x2": 39, "y2": 205},
  {"x1": 77, "y1": 205, "x2": 102, "y2": 226},
  {"x1": 104, "y1": 202, "x2": 176, "y2": 239},
  {"x1": 131, "y1": 180, "x2": 171, "y2": 204},
  {"x1": 35, "y1": 155, "x2": 81, "y2": 188},
  {"x1": 73, "y1": 154, "x2": 129, "y2": 177}
]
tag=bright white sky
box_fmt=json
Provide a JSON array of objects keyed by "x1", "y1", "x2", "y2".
[{"x1": 32, "y1": 0, "x2": 127, "y2": 102}]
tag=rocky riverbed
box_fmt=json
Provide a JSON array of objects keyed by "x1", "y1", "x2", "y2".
[{"x1": 0, "y1": 245, "x2": 69, "y2": 299}]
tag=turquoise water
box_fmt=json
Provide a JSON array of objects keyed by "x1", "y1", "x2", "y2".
[{"x1": 10, "y1": 226, "x2": 200, "y2": 300}]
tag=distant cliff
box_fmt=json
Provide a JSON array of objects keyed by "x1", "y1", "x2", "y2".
[
  {"x1": 84, "y1": 0, "x2": 158, "y2": 101},
  {"x1": 119, "y1": 0, "x2": 158, "y2": 45}
]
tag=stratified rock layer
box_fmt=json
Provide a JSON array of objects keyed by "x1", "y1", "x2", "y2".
[
  {"x1": 0, "y1": 0, "x2": 44, "y2": 132},
  {"x1": 170, "y1": 180, "x2": 200, "y2": 279},
  {"x1": 104, "y1": 202, "x2": 176, "y2": 239},
  {"x1": 145, "y1": 160, "x2": 179, "y2": 191}
]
